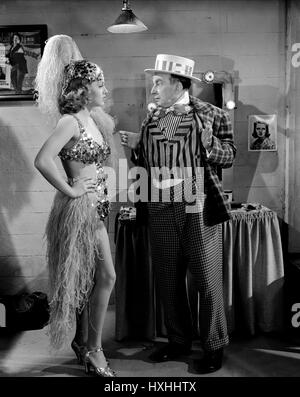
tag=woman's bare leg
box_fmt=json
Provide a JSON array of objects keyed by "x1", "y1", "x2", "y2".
[
  {"x1": 87, "y1": 221, "x2": 116, "y2": 369},
  {"x1": 73, "y1": 307, "x2": 88, "y2": 346}
]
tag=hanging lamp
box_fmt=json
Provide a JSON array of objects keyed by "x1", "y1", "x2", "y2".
[{"x1": 107, "y1": 0, "x2": 148, "y2": 33}]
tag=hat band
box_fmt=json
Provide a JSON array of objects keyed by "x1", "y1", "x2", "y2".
[{"x1": 155, "y1": 59, "x2": 193, "y2": 77}]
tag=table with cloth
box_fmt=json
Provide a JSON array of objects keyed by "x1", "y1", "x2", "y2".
[{"x1": 114, "y1": 204, "x2": 285, "y2": 341}]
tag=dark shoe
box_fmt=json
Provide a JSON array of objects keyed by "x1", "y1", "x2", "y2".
[
  {"x1": 193, "y1": 348, "x2": 223, "y2": 374},
  {"x1": 149, "y1": 343, "x2": 191, "y2": 362},
  {"x1": 71, "y1": 339, "x2": 87, "y2": 365}
]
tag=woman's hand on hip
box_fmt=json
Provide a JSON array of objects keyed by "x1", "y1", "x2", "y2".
[{"x1": 70, "y1": 177, "x2": 97, "y2": 198}]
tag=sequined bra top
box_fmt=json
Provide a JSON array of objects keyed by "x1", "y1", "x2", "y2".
[{"x1": 58, "y1": 114, "x2": 111, "y2": 165}]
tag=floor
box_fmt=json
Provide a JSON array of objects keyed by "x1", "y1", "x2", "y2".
[{"x1": 1, "y1": 305, "x2": 300, "y2": 378}]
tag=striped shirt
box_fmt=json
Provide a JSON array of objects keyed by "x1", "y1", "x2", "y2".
[{"x1": 143, "y1": 112, "x2": 201, "y2": 180}]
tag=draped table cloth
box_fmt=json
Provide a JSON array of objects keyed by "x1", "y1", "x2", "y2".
[
  {"x1": 114, "y1": 214, "x2": 155, "y2": 341},
  {"x1": 114, "y1": 205, "x2": 285, "y2": 341},
  {"x1": 223, "y1": 206, "x2": 284, "y2": 335}
]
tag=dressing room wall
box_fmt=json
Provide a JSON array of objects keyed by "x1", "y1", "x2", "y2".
[{"x1": 0, "y1": 0, "x2": 290, "y2": 295}]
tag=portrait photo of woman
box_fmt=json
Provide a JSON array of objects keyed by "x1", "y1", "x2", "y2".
[{"x1": 248, "y1": 115, "x2": 277, "y2": 151}]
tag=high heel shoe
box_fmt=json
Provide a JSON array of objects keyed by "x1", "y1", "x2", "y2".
[
  {"x1": 71, "y1": 340, "x2": 87, "y2": 365},
  {"x1": 84, "y1": 347, "x2": 116, "y2": 377}
]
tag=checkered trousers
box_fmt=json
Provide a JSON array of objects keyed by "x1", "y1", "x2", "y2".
[{"x1": 147, "y1": 201, "x2": 229, "y2": 352}]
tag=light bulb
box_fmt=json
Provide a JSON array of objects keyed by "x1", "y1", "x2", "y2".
[{"x1": 226, "y1": 100, "x2": 236, "y2": 110}]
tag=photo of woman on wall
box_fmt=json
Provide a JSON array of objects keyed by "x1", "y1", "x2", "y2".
[
  {"x1": 6, "y1": 32, "x2": 28, "y2": 94},
  {"x1": 248, "y1": 115, "x2": 277, "y2": 151}
]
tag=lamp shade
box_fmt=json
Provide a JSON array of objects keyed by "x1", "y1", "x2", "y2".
[{"x1": 107, "y1": 1, "x2": 147, "y2": 33}]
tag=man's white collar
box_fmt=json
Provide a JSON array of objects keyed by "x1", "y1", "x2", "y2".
[{"x1": 174, "y1": 90, "x2": 190, "y2": 106}]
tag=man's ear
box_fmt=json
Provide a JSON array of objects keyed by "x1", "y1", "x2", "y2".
[{"x1": 175, "y1": 80, "x2": 183, "y2": 93}]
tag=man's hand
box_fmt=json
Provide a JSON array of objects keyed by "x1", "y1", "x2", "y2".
[
  {"x1": 119, "y1": 130, "x2": 141, "y2": 149},
  {"x1": 201, "y1": 122, "x2": 213, "y2": 151}
]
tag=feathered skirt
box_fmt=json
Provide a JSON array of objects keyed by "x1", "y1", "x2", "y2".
[{"x1": 45, "y1": 190, "x2": 110, "y2": 349}]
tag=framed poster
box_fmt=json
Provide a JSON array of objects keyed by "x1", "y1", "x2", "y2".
[
  {"x1": 248, "y1": 114, "x2": 277, "y2": 151},
  {"x1": 0, "y1": 24, "x2": 47, "y2": 100}
]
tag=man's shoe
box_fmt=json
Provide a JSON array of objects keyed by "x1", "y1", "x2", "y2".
[
  {"x1": 193, "y1": 348, "x2": 223, "y2": 374},
  {"x1": 149, "y1": 343, "x2": 191, "y2": 362}
]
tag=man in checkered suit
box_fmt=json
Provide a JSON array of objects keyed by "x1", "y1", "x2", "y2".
[{"x1": 120, "y1": 54, "x2": 236, "y2": 374}]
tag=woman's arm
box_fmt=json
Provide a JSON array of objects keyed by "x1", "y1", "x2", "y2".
[{"x1": 34, "y1": 115, "x2": 95, "y2": 198}]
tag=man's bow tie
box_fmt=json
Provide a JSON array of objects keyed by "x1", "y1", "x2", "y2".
[{"x1": 150, "y1": 103, "x2": 192, "y2": 120}]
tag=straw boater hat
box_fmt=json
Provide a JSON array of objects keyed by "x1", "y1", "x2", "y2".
[{"x1": 144, "y1": 54, "x2": 202, "y2": 84}]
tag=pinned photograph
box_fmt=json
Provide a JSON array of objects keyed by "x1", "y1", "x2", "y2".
[
  {"x1": 248, "y1": 114, "x2": 277, "y2": 151},
  {"x1": 0, "y1": 24, "x2": 47, "y2": 100}
]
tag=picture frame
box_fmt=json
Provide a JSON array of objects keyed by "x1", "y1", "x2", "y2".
[
  {"x1": 0, "y1": 24, "x2": 47, "y2": 100},
  {"x1": 248, "y1": 114, "x2": 277, "y2": 151}
]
